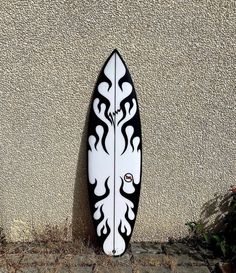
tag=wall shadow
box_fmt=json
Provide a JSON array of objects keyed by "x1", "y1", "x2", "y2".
[{"x1": 72, "y1": 110, "x2": 97, "y2": 245}]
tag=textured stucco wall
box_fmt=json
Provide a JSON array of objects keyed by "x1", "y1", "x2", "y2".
[{"x1": 0, "y1": 0, "x2": 235, "y2": 242}]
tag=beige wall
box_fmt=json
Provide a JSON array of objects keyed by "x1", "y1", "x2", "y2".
[{"x1": 0, "y1": 0, "x2": 235, "y2": 242}]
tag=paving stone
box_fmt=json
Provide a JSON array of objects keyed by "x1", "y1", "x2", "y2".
[
  {"x1": 0, "y1": 256, "x2": 5, "y2": 265},
  {"x1": 13, "y1": 266, "x2": 93, "y2": 273},
  {"x1": 133, "y1": 266, "x2": 172, "y2": 273},
  {"x1": 0, "y1": 242, "x2": 216, "y2": 273},
  {"x1": 3, "y1": 253, "x2": 97, "y2": 267},
  {"x1": 4, "y1": 253, "x2": 59, "y2": 265},
  {"x1": 94, "y1": 253, "x2": 131, "y2": 267},
  {"x1": 197, "y1": 246, "x2": 215, "y2": 259},
  {"x1": 163, "y1": 243, "x2": 197, "y2": 255},
  {"x1": 8, "y1": 267, "x2": 41, "y2": 273},
  {"x1": 60, "y1": 266, "x2": 93, "y2": 273},
  {"x1": 67, "y1": 254, "x2": 97, "y2": 266},
  {"x1": 131, "y1": 243, "x2": 147, "y2": 254},
  {"x1": 94, "y1": 265, "x2": 132, "y2": 273},
  {"x1": 107, "y1": 253, "x2": 131, "y2": 264},
  {"x1": 131, "y1": 242, "x2": 163, "y2": 254},
  {"x1": 161, "y1": 243, "x2": 205, "y2": 266},
  {"x1": 133, "y1": 253, "x2": 166, "y2": 266},
  {"x1": 175, "y1": 266, "x2": 211, "y2": 273},
  {"x1": 207, "y1": 257, "x2": 222, "y2": 268},
  {"x1": 170, "y1": 253, "x2": 205, "y2": 266}
]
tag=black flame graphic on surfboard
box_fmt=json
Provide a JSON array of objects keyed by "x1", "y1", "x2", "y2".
[{"x1": 87, "y1": 49, "x2": 142, "y2": 256}]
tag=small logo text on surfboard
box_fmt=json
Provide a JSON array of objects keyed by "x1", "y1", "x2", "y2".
[{"x1": 124, "y1": 173, "x2": 133, "y2": 183}]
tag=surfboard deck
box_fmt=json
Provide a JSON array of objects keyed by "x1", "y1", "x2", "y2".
[{"x1": 87, "y1": 49, "x2": 142, "y2": 256}]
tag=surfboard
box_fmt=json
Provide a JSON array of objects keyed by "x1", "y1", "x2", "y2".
[{"x1": 87, "y1": 49, "x2": 142, "y2": 256}]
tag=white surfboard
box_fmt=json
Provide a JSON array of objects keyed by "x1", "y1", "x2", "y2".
[{"x1": 87, "y1": 49, "x2": 142, "y2": 256}]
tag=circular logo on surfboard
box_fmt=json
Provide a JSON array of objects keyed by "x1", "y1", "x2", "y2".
[{"x1": 124, "y1": 173, "x2": 133, "y2": 183}]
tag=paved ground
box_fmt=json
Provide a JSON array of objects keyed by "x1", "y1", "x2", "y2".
[{"x1": 0, "y1": 242, "x2": 223, "y2": 273}]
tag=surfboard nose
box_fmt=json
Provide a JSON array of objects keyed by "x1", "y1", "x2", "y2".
[
  {"x1": 108, "y1": 49, "x2": 124, "y2": 63},
  {"x1": 111, "y1": 48, "x2": 119, "y2": 55}
]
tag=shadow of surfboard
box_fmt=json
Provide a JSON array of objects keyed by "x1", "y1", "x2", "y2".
[{"x1": 72, "y1": 109, "x2": 97, "y2": 245}]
